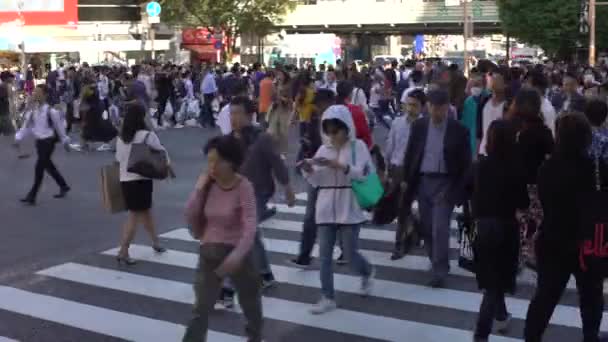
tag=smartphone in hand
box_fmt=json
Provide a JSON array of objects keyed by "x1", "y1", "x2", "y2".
[{"x1": 312, "y1": 157, "x2": 330, "y2": 166}]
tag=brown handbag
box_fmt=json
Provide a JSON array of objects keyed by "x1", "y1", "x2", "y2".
[{"x1": 127, "y1": 132, "x2": 169, "y2": 180}]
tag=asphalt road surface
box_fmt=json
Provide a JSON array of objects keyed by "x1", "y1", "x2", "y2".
[{"x1": 0, "y1": 125, "x2": 602, "y2": 342}]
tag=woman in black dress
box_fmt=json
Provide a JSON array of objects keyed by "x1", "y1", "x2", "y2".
[
  {"x1": 115, "y1": 103, "x2": 168, "y2": 265},
  {"x1": 509, "y1": 89, "x2": 554, "y2": 268},
  {"x1": 473, "y1": 119, "x2": 530, "y2": 341}
]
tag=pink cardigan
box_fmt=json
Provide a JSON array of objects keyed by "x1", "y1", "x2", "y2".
[{"x1": 185, "y1": 177, "x2": 257, "y2": 262}]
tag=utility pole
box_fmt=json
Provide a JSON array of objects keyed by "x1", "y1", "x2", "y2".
[
  {"x1": 463, "y1": 0, "x2": 470, "y2": 76},
  {"x1": 589, "y1": 0, "x2": 608, "y2": 66},
  {"x1": 16, "y1": 0, "x2": 26, "y2": 74},
  {"x1": 590, "y1": 0, "x2": 596, "y2": 66},
  {"x1": 150, "y1": 26, "x2": 156, "y2": 60}
]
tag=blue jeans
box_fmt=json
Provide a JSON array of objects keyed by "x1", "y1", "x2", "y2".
[
  {"x1": 372, "y1": 106, "x2": 392, "y2": 130},
  {"x1": 318, "y1": 225, "x2": 372, "y2": 300}
]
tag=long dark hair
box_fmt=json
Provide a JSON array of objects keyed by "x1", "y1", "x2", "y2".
[
  {"x1": 555, "y1": 112, "x2": 592, "y2": 158},
  {"x1": 510, "y1": 88, "x2": 543, "y2": 129},
  {"x1": 120, "y1": 102, "x2": 148, "y2": 143},
  {"x1": 295, "y1": 72, "x2": 312, "y2": 105},
  {"x1": 486, "y1": 119, "x2": 517, "y2": 160}
]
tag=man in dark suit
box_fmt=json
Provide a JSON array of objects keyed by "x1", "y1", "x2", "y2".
[
  {"x1": 551, "y1": 72, "x2": 586, "y2": 114},
  {"x1": 401, "y1": 89, "x2": 472, "y2": 288}
]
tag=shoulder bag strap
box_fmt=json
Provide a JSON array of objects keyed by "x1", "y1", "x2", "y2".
[
  {"x1": 143, "y1": 131, "x2": 151, "y2": 144},
  {"x1": 45, "y1": 105, "x2": 59, "y2": 136},
  {"x1": 351, "y1": 140, "x2": 356, "y2": 165}
]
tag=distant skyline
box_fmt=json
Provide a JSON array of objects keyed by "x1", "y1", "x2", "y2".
[{"x1": 0, "y1": 0, "x2": 64, "y2": 12}]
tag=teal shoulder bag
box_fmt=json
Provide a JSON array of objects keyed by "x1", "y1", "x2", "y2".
[{"x1": 350, "y1": 141, "x2": 384, "y2": 209}]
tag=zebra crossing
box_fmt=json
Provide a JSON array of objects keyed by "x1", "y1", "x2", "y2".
[{"x1": 0, "y1": 194, "x2": 604, "y2": 342}]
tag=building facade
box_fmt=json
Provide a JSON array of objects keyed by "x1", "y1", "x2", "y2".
[{"x1": 0, "y1": 0, "x2": 175, "y2": 65}]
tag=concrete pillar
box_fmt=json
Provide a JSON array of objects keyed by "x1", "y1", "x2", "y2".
[{"x1": 389, "y1": 35, "x2": 400, "y2": 56}]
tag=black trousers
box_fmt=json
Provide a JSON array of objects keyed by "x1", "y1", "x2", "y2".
[
  {"x1": 296, "y1": 185, "x2": 318, "y2": 263},
  {"x1": 201, "y1": 93, "x2": 215, "y2": 127},
  {"x1": 27, "y1": 138, "x2": 68, "y2": 200},
  {"x1": 524, "y1": 248, "x2": 604, "y2": 342},
  {"x1": 157, "y1": 95, "x2": 170, "y2": 126},
  {"x1": 475, "y1": 289, "x2": 508, "y2": 338},
  {"x1": 66, "y1": 101, "x2": 75, "y2": 133}
]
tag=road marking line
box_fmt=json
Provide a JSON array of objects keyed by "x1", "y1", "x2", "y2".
[
  {"x1": 293, "y1": 193, "x2": 464, "y2": 214},
  {"x1": 266, "y1": 204, "x2": 460, "y2": 231},
  {"x1": 98, "y1": 246, "x2": 605, "y2": 331},
  {"x1": 158, "y1": 229, "x2": 577, "y2": 291},
  {"x1": 0, "y1": 286, "x2": 244, "y2": 342},
  {"x1": 38, "y1": 263, "x2": 521, "y2": 342},
  {"x1": 259, "y1": 218, "x2": 460, "y2": 248},
  {"x1": 0, "y1": 337, "x2": 19, "y2": 342}
]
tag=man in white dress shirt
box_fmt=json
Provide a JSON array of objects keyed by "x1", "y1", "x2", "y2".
[
  {"x1": 216, "y1": 80, "x2": 249, "y2": 135},
  {"x1": 15, "y1": 85, "x2": 71, "y2": 206},
  {"x1": 386, "y1": 89, "x2": 425, "y2": 260}
]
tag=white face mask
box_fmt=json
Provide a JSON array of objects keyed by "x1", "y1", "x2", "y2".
[{"x1": 470, "y1": 87, "x2": 482, "y2": 97}]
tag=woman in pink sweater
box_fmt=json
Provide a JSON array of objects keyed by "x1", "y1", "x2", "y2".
[{"x1": 183, "y1": 135, "x2": 262, "y2": 342}]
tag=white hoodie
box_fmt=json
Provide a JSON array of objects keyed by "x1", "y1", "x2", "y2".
[{"x1": 304, "y1": 105, "x2": 374, "y2": 226}]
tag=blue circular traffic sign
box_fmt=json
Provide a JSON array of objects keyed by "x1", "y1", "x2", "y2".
[{"x1": 146, "y1": 1, "x2": 161, "y2": 17}]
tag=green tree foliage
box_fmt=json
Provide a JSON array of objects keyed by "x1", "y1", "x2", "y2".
[
  {"x1": 158, "y1": 0, "x2": 294, "y2": 52},
  {"x1": 497, "y1": 0, "x2": 608, "y2": 59}
]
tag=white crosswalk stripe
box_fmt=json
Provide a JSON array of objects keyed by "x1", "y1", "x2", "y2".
[
  {"x1": 95, "y1": 245, "x2": 605, "y2": 330},
  {"x1": 37, "y1": 263, "x2": 520, "y2": 342},
  {"x1": 0, "y1": 193, "x2": 600, "y2": 341},
  {"x1": 0, "y1": 286, "x2": 243, "y2": 342},
  {"x1": 0, "y1": 337, "x2": 20, "y2": 342}
]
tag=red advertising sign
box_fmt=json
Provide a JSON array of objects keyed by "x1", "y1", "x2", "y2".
[
  {"x1": 0, "y1": 0, "x2": 78, "y2": 26},
  {"x1": 182, "y1": 28, "x2": 213, "y2": 45}
]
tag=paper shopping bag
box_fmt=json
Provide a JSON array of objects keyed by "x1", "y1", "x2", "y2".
[{"x1": 101, "y1": 163, "x2": 126, "y2": 214}]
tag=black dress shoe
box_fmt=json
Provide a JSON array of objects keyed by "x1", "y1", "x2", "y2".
[
  {"x1": 390, "y1": 250, "x2": 405, "y2": 261},
  {"x1": 427, "y1": 277, "x2": 446, "y2": 288},
  {"x1": 53, "y1": 187, "x2": 71, "y2": 199},
  {"x1": 20, "y1": 197, "x2": 36, "y2": 206}
]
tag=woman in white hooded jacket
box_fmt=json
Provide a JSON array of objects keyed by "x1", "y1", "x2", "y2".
[{"x1": 299, "y1": 104, "x2": 375, "y2": 315}]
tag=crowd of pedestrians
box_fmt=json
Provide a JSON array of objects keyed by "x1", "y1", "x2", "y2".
[{"x1": 1, "y1": 56, "x2": 608, "y2": 342}]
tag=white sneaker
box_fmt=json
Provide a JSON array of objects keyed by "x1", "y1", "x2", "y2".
[
  {"x1": 174, "y1": 123, "x2": 184, "y2": 129},
  {"x1": 69, "y1": 143, "x2": 82, "y2": 152},
  {"x1": 96, "y1": 143, "x2": 113, "y2": 152},
  {"x1": 310, "y1": 297, "x2": 337, "y2": 315},
  {"x1": 360, "y1": 266, "x2": 375, "y2": 297}
]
